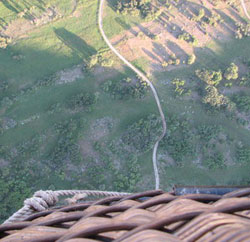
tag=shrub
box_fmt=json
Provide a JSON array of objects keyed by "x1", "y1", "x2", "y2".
[
  {"x1": 122, "y1": 114, "x2": 162, "y2": 153},
  {"x1": 203, "y1": 152, "x2": 225, "y2": 169},
  {"x1": 224, "y1": 63, "x2": 239, "y2": 80},
  {"x1": 232, "y1": 94, "x2": 250, "y2": 113},
  {"x1": 187, "y1": 54, "x2": 196, "y2": 65},
  {"x1": 178, "y1": 32, "x2": 198, "y2": 45},
  {"x1": 235, "y1": 23, "x2": 250, "y2": 39},
  {"x1": 172, "y1": 78, "x2": 186, "y2": 95},
  {"x1": 202, "y1": 85, "x2": 231, "y2": 108},
  {"x1": 191, "y1": 8, "x2": 205, "y2": 22},
  {"x1": 102, "y1": 77, "x2": 149, "y2": 100},
  {"x1": 69, "y1": 92, "x2": 97, "y2": 110},
  {"x1": 196, "y1": 69, "x2": 222, "y2": 86}
]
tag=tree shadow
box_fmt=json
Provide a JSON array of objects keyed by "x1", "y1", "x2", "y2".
[
  {"x1": 214, "y1": 9, "x2": 237, "y2": 35},
  {"x1": 115, "y1": 17, "x2": 133, "y2": 31},
  {"x1": 152, "y1": 42, "x2": 169, "y2": 61},
  {"x1": 0, "y1": 18, "x2": 8, "y2": 30},
  {"x1": 54, "y1": 28, "x2": 96, "y2": 59},
  {"x1": 1, "y1": 0, "x2": 40, "y2": 22},
  {"x1": 227, "y1": 7, "x2": 247, "y2": 24},
  {"x1": 165, "y1": 40, "x2": 187, "y2": 58},
  {"x1": 1, "y1": 0, "x2": 20, "y2": 13},
  {"x1": 106, "y1": 0, "x2": 117, "y2": 12},
  {"x1": 142, "y1": 47, "x2": 162, "y2": 63},
  {"x1": 132, "y1": 22, "x2": 153, "y2": 38}
]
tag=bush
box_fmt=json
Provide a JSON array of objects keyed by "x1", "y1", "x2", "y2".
[
  {"x1": 235, "y1": 23, "x2": 250, "y2": 39},
  {"x1": 102, "y1": 77, "x2": 149, "y2": 100},
  {"x1": 236, "y1": 145, "x2": 250, "y2": 163},
  {"x1": 203, "y1": 152, "x2": 225, "y2": 169},
  {"x1": 187, "y1": 54, "x2": 196, "y2": 65},
  {"x1": 197, "y1": 124, "x2": 222, "y2": 142},
  {"x1": 178, "y1": 32, "x2": 198, "y2": 45},
  {"x1": 0, "y1": 36, "x2": 11, "y2": 49},
  {"x1": 122, "y1": 114, "x2": 162, "y2": 153},
  {"x1": 69, "y1": 92, "x2": 98, "y2": 110},
  {"x1": 196, "y1": 69, "x2": 222, "y2": 86},
  {"x1": 191, "y1": 8, "x2": 205, "y2": 22},
  {"x1": 172, "y1": 78, "x2": 186, "y2": 95},
  {"x1": 116, "y1": 0, "x2": 161, "y2": 21},
  {"x1": 162, "y1": 116, "x2": 195, "y2": 164},
  {"x1": 202, "y1": 85, "x2": 231, "y2": 109},
  {"x1": 206, "y1": 13, "x2": 222, "y2": 27},
  {"x1": 224, "y1": 63, "x2": 239, "y2": 80},
  {"x1": 233, "y1": 94, "x2": 250, "y2": 113}
]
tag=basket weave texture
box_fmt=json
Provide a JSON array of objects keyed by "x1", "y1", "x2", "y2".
[{"x1": 1, "y1": 189, "x2": 250, "y2": 241}]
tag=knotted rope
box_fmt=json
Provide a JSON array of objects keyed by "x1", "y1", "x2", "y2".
[{"x1": 4, "y1": 190, "x2": 130, "y2": 224}]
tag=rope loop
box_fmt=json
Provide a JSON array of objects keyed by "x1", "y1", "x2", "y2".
[{"x1": 24, "y1": 190, "x2": 58, "y2": 212}]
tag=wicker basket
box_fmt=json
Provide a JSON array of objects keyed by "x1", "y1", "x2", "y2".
[{"x1": 1, "y1": 188, "x2": 250, "y2": 241}]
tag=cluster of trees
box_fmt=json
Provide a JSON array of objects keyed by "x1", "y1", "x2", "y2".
[
  {"x1": 112, "y1": 155, "x2": 141, "y2": 191},
  {"x1": 196, "y1": 69, "x2": 222, "y2": 86},
  {"x1": 236, "y1": 145, "x2": 250, "y2": 164},
  {"x1": 195, "y1": 68, "x2": 235, "y2": 110},
  {"x1": 122, "y1": 114, "x2": 162, "y2": 153},
  {"x1": 238, "y1": 72, "x2": 250, "y2": 87},
  {"x1": 102, "y1": 77, "x2": 149, "y2": 100},
  {"x1": 161, "y1": 116, "x2": 195, "y2": 164},
  {"x1": 162, "y1": 53, "x2": 181, "y2": 67},
  {"x1": 0, "y1": 164, "x2": 32, "y2": 222},
  {"x1": 203, "y1": 85, "x2": 233, "y2": 109},
  {"x1": 50, "y1": 118, "x2": 84, "y2": 166},
  {"x1": 160, "y1": 114, "x2": 228, "y2": 169},
  {"x1": 68, "y1": 92, "x2": 98, "y2": 111},
  {"x1": 178, "y1": 32, "x2": 198, "y2": 46},
  {"x1": 224, "y1": 63, "x2": 238, "y2": 80},
  {"x1": 172, "y1": 78, "x2": 190, "y2": 96},
  {"x1": 0, "y1": 36, "x2": 11, "y2": 49},
  {"x1": 203, "y1": 152, "x2": 225, "y2": 169},
  {"x1": 187, "y1": 54, "x2": 196, "y2": 65},
  {"x1": 206, "y1": 13, "x2": 223, "y2": 27},
  {"x1": 197, "y1": 124, "x2": 222, "y2": 142},
  {"x1": 233, "y1": 94, "x2": 250, "y2": 113},
  {"x1": 191, "y1": 9, "x2": 205, "y2": 22},
  {"x1": 116, "y1": 0, "x2": 162, "y2": 21},
  {"x1": 88, "y1": 52, "x2": 114, "y2": 69},
  {"x1": 235, "y1": 23, "x2": 250, "y2": 39},
  {"x1": 84, "y1": 150, "x2": 141, "y2": 192},
  {"x1": 190, "y1": 8, "x2": 222, "y2": 27}
]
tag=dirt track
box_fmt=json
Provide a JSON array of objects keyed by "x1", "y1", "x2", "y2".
[{"x1": 98, "y1": 0, "x2": 167, "y2": 189}]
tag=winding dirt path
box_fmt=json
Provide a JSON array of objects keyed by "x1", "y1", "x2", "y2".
[
  {"x1": 240, "y1": 0, "x2": 250, "y2": 20},
  {"x1": 98, "y1": 0, "x2": 167, "y2": 190}
]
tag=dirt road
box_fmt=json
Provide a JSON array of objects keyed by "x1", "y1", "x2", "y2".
[{"x1": 98, "y1": 0, "x2": 167, "y2": 189}]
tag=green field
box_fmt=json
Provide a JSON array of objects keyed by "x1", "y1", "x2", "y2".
[{"x1": 1, "y1": 0, "x2": 250, "y2": 222}]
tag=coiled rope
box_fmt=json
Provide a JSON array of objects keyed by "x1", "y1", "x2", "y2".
[{"x1": 3, "y1": 190, "x2": 131, "y2": 224}]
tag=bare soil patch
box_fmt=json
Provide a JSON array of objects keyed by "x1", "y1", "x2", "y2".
[
  {"x1": 110, "y1": 0, "x2": 245, "y2": 72},
  {"x1": 79, "y1": 117, "x2": 115, "y2": 160},
  {"x1": 55, "y1": 64, "x2": 84, "y2": 85}
]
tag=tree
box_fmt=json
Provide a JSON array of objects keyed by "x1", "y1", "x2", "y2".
[
  {"x1": 187, "y1": 54, "x2": 196, "y2": 65},
  {"x1": 203, "y1": 85, "x2": 230, "y2": 108},
  {"x1": 172, "y1": 78, "x2": 186, "y2": 95},
  {"x1": 224, "y1": 63, "x2": 239, "y2": 80},
  {"x1": 233, "y1": 94, "x2": 250, "y2": 113},
  {"x1": 196, "y1": 69, "x2": 222, "y2": 86}
]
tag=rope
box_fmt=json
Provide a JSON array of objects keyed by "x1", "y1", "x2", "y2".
[{"x1": 3, "y1": 190, "x2": 131, "y2": 224}]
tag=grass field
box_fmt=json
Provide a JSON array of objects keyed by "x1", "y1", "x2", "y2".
[{"x1": 0, "y1": 0, "x2": 250, "y2": 222}]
